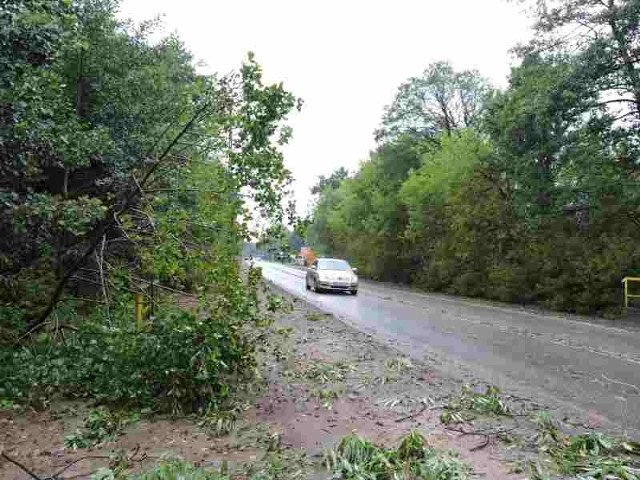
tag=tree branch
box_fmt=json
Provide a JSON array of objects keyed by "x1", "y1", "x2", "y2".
[
  {"x1": 596, "y1": 98, "x2": 639, "y2": 107},
  {"x1": 24, "y1": 102, "x2": 212, "y2": 334},
  {"x1": 1, "y1": 452, "x2": 43, "y2": 480}
]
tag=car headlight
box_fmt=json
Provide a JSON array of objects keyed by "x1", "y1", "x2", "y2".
[
  {"x1": 317, "y1": 273, "x2": 329, "y2": 281},
  {"x1": 351, "y1": 275, "x2": 358, "y2": 283}
]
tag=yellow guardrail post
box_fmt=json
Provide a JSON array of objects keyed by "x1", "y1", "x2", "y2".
[
  {"x1": 622, "y1": 277, "x2": 640, "y2": 308},
  {"x1": 135, "y1": 292, "x2": 146, "y2": 329},
  {"x1": 134, "y1": 280, "x2": 159, "y2": 329}
]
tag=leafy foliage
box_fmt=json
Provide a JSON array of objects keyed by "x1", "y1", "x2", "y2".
[
  {"x1": 65, "y1": 407, "x2": 137, "y2": 449},
  {"x1": 1, "y1": 0, "x2": 298, "y2": 330},
  {"x1": 0, "y1": 308, "x2": 257, "y2": 413},
  {"x1": 307, "y1": 137, "x2": 422, "y2": 282},
  {"x1": 378, "y1": 61, "x2": 491, "y2": 141},
  {"x1": 440, "y1": 385, "x2": 510, "y2": 424},
  {"x1": 532, "y1": 414, "x2": 640, "y2": 479},
  {"x1": 327, "y1": 431, "x2": 471, "y2": 480},
  {"x1": 297, "y1": 359, "x2": 356, "y2": 384},
  {"x1": 129, "y1": 460, "x2": 228, "y2": 480}
]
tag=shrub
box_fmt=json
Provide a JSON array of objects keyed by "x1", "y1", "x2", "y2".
[{"x1": 0, "y1": 309, "x2": 256, "y2": 414}]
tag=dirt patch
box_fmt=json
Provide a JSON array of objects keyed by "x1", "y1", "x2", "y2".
[
  {"x1": 255, "y1": 384, "x2": 408, "y2": 452},
  {"x1": 0, "y1": 408, "x2": 262, "y2": 479}
]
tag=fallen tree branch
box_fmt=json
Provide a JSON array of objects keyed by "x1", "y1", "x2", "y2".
[
  {"x1": 445, "y1": 425, "x2": 517, "y2": 437},
  {"x1": 24, "y1": 101, "x2": 212, "y2": 334},
  {"x1": 469, "y1": 435, "x2": 491, "y2": 452},
  {"x1": 395, "y1": 402, "x2": 427, "y2": 423},
  {"x1": 52, "y1": 444, "x2": 145, "y2": 478},
  {"x1": 52, "y1": 454, "x2": 112, "y2": 478},
  {"x1": 395, "y1": 402, "x2": 446, "y2": 423},
  {"x1": 1, "y1": 452, "x2": 43, "y2": 480},
  {"x1": 445, "y1": 425, "x2": 517, "y2": 452}
]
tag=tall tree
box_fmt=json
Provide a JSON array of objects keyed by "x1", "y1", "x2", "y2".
[
  {"x1": 491, "y1": 0, "x2": 640, "y2": 221},
  {"x1": 310, "y1": 167, "x2": 349, "y2": 194},
  {"x1": 377, "y1": 61, "x2": 491, "y2": 142},
  {"x1": 521, "y1": 0, "x2": 640, "y2": 123},
  {"x1": 306, "y1": 138, "x2": 422, "y2": 280}
]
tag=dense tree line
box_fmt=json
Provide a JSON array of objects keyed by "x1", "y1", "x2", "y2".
[
  {"x1": 307, "y1": 0, "x2": 640, "y2": 315},
  {"x1": 0, "y1": 0, "x2": 298, "y2": 411}
]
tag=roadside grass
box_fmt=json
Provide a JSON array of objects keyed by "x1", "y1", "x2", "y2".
[
  {"x1": 266, "y1": 294, "x2": 294, "y2": 314},
  {"x1": 129, "y1": 460, "x2": 227, "y2": 480},
  {"x1": 87, "y1": 446, "x2": 312, "y2": 480},
  {"x1": 296, "y1": 359, "x2": 357, "y2": 384},
  {"x1": 530, "y1": 412, "x2": 640, "y2": 479},
  {"x1": 64, "y1": 407, "x2": 139, "y2": 449},
  {"x1": 17, "y1": 429, "x2": 473, "y2": 480},
  {"x1": 198, "y1": 407, "x2": 241, "y2": 437},
  {"x1": 326, "y1": 431, "x2": 471, "y2": 480},
  {"x1": 310, "y1": 387, "x2": 342, "y2": 409},
  {"x1": 305, "y1": 311, "x2": 331, "y2": 322},
  {"x1": 356, "y1": 356, "x2": 415, "y2": 389},
  {"x1": 440, "y1": 385, "x2": 510, "y2": 425},
  {"x1": 384, "y1": 356, "x2": 414, "y2": 375}
]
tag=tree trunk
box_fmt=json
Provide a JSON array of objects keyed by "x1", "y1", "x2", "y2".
[{"x1": 607, "y1": 5, "x2": 640, "y2": 120}]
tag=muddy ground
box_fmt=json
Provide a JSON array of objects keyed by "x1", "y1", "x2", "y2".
[{"x1": 0, "y1": 283, "x2": 619, "y2": 479}]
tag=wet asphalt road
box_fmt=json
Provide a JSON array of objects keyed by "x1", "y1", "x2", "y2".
[{"x1": 258, "y1": 260, "x2": 640, "y2": 436}]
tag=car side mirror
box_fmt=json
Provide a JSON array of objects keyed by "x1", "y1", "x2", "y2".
[
  {"x1": 352, "y1": 267, "x2": 358, "y2": 274},
  {"x1": 311, "y1": 265, "x2": 317, "y2": 270}
]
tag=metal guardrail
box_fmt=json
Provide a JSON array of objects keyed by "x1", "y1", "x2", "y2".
[{"x1": 623, "y1": 276, "x2": 640, "y2": 308}]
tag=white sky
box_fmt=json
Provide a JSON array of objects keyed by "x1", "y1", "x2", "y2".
[{"x1": 118, "y1": 0, "x2": 532, "y2": 215}]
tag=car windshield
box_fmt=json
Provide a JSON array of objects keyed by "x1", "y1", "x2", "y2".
[{"x1": 318, "y1": 259, "x2": 351, "y2": 271}]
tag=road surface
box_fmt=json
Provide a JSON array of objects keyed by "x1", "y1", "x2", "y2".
[{"x1": 259, "y1": 260, "x2": 640, "y2": 436}]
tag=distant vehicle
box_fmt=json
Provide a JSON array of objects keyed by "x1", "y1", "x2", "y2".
[
  {"x1": 305, "y1": 258, "x2": 358, "y2": 295},
  {"x1": 274, "y1": 251, "x2": 293, "y2": 263},
  {"x1": 300, "y1": 247, "x2": 316, "y2": 266}
]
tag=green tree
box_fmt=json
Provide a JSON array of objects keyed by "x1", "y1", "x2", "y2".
[
  {"x1": 307, "y1": 138, "x2": 422, "y2": 280},
  {"x1": 378, "y1": 61, "x2": 491, "y2": 142},
  {"x1": 521, "y1": 0, "x2": 640, "y2": 121},
  {"x1": 306, "y1": 9, "x2": 640, "y2": 314},
  {"x1": 509, "y1": 0, "x2": 640, "y2": 219},
  {"x1": 311, "y1": 166, "x2": 349, "y2": 194}
]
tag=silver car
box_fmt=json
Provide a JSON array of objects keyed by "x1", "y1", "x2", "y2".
[{"x1": 305, "y1": 258, "x2": 358, "y2": 295}]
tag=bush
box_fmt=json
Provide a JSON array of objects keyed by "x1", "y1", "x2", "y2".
[
  {"x1": 486, "y1": 265, "x2": 529, "y2": 303},
  {"x1": 0, "y1": 309, "x2": 256, "y2": 413},
  {"x1": 451, "y1": 271, "x2": 486, "y2": 298}
]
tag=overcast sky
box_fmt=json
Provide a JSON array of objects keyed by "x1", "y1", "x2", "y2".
[{"x1": 119, "y1": 0, "x2": 533, "y2": 214}]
